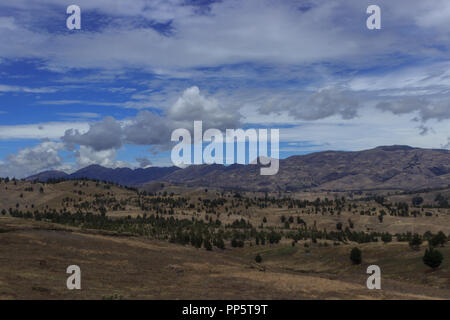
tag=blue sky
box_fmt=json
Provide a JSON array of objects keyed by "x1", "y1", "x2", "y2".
[{"x1": 0, "y1": 0, "x2": 449, "y2": 177}]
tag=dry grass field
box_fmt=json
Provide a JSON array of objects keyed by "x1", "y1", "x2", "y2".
[
  {"x1": 0, "y1": 217, "x2": 449, "y2": 300},
  {"x1": 0, "y1": 179, "x2": 449, "y2": 299}
]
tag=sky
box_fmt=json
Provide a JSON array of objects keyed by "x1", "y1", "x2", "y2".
[{"x1": 0, "y1": 0, "x2": 449, "y2": 178}]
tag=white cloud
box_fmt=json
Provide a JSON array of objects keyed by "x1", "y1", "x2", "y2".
[
  {"x1": 38, "y1": 100, "x2": 124, "y2": 107},
  {"x1": 442, "y1": 137, "x2": 450, "y2": 149},
  {"x1": 0, "y1": 141, "x2": 65, "y2": 178},
  {"x1": 60, "y1": 86, "x2": 243, "y2": 153},
  {"x1": 168, "y1": 86, "x2": 241, "y2": 129},
  {"x1": 75, "y1": 145, "x2": 127, "y2": 168},
  {"x1": 349, "y1": 62, "x2": 450, "y2": 93},
  {"x1": 0, "y1": 84, "x2": 56, "y2": 93},
  {"x1": 56, "y1": 112, "x2": 101, "y2": 119},
  {"x1": 279, "y1": 106, "x2": 450, "y2": 151},
  {"x1": 0, "y1": 0, "x2": 433, "y2": 72},
  {"x1": 0, "y1": 122, "x2": 89, "y2": 140},
  {"x1": 1, "y1": 0, "x2": 450, "y2": 173},
  {"x1": 62, "y1": 116, "x2": 123, "y2": 151}
]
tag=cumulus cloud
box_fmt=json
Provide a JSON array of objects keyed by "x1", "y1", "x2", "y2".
[
  {"x1": 74, "y1": 146, "x2": 127, "y2": 168},
  {"x1": 61, "y1": 87, "x2": 242, "y2": 154},
  {"x1": 0, "y1": 141, "x2": 64, "y2": 178},
  {"x1": 123, "y1": 111, "x2": 174, "y2": 146},
  {"x1": 168, "y1": 86, "x2": 241, "y2": 129},
  {"x1": 62, "y1": 116, "x2": 123, "y2": 151}
]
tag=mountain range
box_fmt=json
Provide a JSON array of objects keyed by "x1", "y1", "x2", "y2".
[
  {"x1": 26, "y1": 165, "x2": 180, "y2": 186},
  {"x1": 26, "y1": 146, "x2": 450, "y2": 191}
]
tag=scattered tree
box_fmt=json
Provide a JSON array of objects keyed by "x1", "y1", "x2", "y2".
[
  {"x1": 409, "y1": 234, "x2": 422, "y2": 251},
  {"x1": 350, "y1": 247, "x2": 362, "y2": 265},
  {"x1": 429, "y1": 231, "x2": 447, "y2": 248},
  {"x1": 423, "y1": 247, "x2": 443, "y2": 269}
]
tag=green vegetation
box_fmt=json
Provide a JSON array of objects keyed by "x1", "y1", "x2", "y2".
[
  {"x1": 350, "y1": 247, "x2": 362, "y2": 265},
  {"x1": 409, "y1": 234, "x2": 423, "y2": 251},
  {"x1": 423, "y1": 247, "x2": 444, "y2": 269}
]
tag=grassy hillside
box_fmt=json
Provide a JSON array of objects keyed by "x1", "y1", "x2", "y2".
[{"x1": 0, "y1": 178, "x2": 449, "y2": 299}]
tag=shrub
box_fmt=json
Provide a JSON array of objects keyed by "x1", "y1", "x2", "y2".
[
  {"x1": 350, "y1": 247, "x2": 362, "y2": 265},
  {"x1": 423, "y1": 247, "x2": 443, "y2": 269},
  {"x1": 381, "y1": 233, "x2": 392, "y2": 244},
  {"x1": 412, "y1": 196, "x2": 424, "y2": 206},
  {"x1": 268, "y1": 231, "x2": 281, "y2": 244},
  {"x1": 204, "y1": 239, "x2": 212, "y2": 251},
  {"x1": 215, "y1": 237, "x2": 225, "y2": 250},
  {"x1": 429, "y1": 231, "x2": 447, "y2": 247},
  {"x1": 409, "y1": 234, "x2": 422, "y2": 250},
  {"x1": 231, "y1": 239, "x2": 244, "y2": 248}
]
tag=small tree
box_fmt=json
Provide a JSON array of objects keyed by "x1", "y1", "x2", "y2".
[
  {"x1": 381, "y1": 233, "x2": 392, "y2": 244},
  {"x1": 215, "y1": 237, "x2": 225, "y2": 250},
  {"x1": 350, "y1": 247, "x2": 362, "y2": 265},
  {"x1": 204, "y1": 238, "x2": 212, "y2": 251},
  {"x1": 429, "y1": 231, "x2": 447, "y2": 248},
  {"x1": 423, "y1": 247, "x2": 443, "y2": 269},
  {"x1": 409, "y1": 234, "x2": 422, "y2": 251},
  {"x1": 99, "y1": 206, "x2": 107, "y2": 216},
  {"x1": 255, "y1": 254, "x2": 262, "y2": 263},
  {"x1": 412, "y1": 196, "x2": 424, "y2": 207}
]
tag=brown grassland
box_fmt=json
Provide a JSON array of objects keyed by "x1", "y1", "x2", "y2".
[{"x1": 0, "y1": 179, "x2": 449, "y2": 299}]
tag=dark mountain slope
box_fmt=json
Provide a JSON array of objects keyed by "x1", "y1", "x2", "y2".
[
  {"x1": 26, "y1": 146, "x2": 450, "y2": 191},
  {"x1": 26, "y1": 170, "x2": 69, "y2": 182},
  {"x1": 162, "y1": 146, "x2": 450, "y2": 191}
]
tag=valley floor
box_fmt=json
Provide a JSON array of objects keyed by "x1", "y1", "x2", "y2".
[{"x1": 0, "y1": 217, "x2": 449, "y2": 300}]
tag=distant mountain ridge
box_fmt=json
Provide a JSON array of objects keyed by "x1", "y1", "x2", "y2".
[
  {"x1": 26, "y1": 165, "x2": 180, "y2": 186},
  {"x1": 26, "y1": 146, "x2": 450, "y2": 191},
  {"x1": 26, "y1": 170, "x2": 69, "y2": 182}
]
